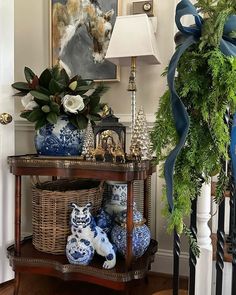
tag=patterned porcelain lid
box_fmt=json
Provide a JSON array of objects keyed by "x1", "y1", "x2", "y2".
[{"x1": 115, "y1": 209, "x2": 144, "y2": 224}]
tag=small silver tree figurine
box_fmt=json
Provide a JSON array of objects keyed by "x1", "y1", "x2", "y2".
[
  {"x1": 81, "y1": 121, "x2": 95, "y2": 160},
  {"x1": 129, "y1": 107, "x2": 153, "y2": 160}
]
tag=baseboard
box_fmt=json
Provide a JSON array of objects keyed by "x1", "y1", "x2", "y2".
[
  {"x1": 151, "y1": 249, "x2": 189, "y2": 277},
  {"x1": 0, "y1": 279, "x2": 14, "y2": 289},
  {"x1": 148, "y1": 271, "x2": 188, "y2": 280}
]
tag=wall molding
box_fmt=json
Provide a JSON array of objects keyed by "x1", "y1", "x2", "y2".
[
  {"x1": 116, "y1": 113, "x2": 155, "y2": 132},
  {"x1": 15, "y1": 113, "x2": 156, "y2": 133},
  {"x1": 15, "y1": 120, "x2": 34, "y2": 132}
]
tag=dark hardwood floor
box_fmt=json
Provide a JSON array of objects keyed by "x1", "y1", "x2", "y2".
[{"x1": 0, "y1": 272, "x2": 188, "y2": 295}]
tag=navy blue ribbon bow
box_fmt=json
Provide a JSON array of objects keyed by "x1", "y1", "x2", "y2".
[{"x1": 165, "y1": 0, "x2": 236, "y2": 211}]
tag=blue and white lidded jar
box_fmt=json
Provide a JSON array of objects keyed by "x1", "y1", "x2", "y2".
[{"x1": 111, "y1": 209, "x2": 151, "y2": 258}]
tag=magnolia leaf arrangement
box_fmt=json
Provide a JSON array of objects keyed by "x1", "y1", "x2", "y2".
[
  {"x1": 151, "y1": 0, "x2": 236, "y2": 251},
  {"x1": 12, "y1": 65, "x2": 108, "y2": 130}
]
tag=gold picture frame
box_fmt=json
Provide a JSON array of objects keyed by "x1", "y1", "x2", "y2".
[{"x1": 49, "y1": 0, "x2": 121, "y2": 82}]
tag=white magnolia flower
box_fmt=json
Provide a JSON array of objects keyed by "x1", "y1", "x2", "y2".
[
  {"x1": 62, "y1": 94, "x2": 85, "y2": 114},
  {"x1": 21, "y1": 93, "x2": 38, "y2": 110}
]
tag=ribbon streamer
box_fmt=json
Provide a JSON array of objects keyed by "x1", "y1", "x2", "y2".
[
  {"x1": 230, "y1": 114, "x2": 236, "y2": 183},
  {"x1": 165, "y1": 0, "x2": 236, "y2": 211}
]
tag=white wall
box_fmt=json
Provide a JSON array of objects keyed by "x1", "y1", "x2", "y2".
[{"x1": 14, "y1": 0, "x2": 189, "y2": 273}]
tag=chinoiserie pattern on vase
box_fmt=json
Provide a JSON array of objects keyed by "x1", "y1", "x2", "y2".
[{"x1": 35, "y1": 115, "x2": 85, "y2": 156}]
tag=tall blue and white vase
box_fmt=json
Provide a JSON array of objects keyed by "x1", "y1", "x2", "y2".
[
  {"x1": 104, "y1": 181, "x2": 128, "y2": 215},
  {"x1": 35, "y1": 115, "x2": 85, "y2": 156}
]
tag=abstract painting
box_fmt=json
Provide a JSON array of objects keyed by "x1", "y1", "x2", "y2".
[{"x1": 50, "y1": 0, "x2": 121, "y2": 81}]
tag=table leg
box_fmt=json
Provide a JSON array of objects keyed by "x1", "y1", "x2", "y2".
[
  {"x1": 144, "y1": 176, "x2": 151, "y2": 226},
  {"x1": 126, "y1": 181, "x2": 134, "y2": 269},
  {"x1": 15, "y1": 175, "x2": 21, "y2": 255},
  {"x1": 14, "y1": 175, "x2": 21, "y2": 295},
  {"x1": 14, "y1": 273, "x2": 20, "y2": 295}
]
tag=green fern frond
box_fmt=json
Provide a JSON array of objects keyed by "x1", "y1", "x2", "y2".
[{"x1": 183, "y1": 224, "x2": 200, "y2": 258}]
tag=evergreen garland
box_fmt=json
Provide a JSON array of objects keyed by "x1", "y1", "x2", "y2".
[{"x1": 151, "y1": 0, "x2": 236, "y2": 242}]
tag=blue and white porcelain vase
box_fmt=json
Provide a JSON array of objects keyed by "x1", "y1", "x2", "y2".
[
  {"x1": 104, "y1": 181, "x2": 128, "y2": 215},
  {"x1": 35, "y1": 115, "x2": 85, "y2": 156},
  {"x1": 111, "y1": 209, "x2": 151, "y2": 258},
  {"x1": 95, "y1": 209, "x2": 114, "y2": 235}
]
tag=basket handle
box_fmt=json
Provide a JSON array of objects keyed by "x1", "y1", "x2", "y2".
[
  {"x1": 30, "y1": 175, "x2": 42, "y2": 186},
  {"x1": 99, "y1": 180, "x2": 105, "y2": 191}
]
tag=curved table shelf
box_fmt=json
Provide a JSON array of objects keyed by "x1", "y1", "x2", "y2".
[
  {"x1": 8, "y1": 238, "x2": 158, "y2": 290},
  {"x1": 7, "y1": 154, "x2": 157, "y2": 294}
]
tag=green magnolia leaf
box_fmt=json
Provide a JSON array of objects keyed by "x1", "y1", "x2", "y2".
[
  {"x1": 58, "y1": 68, "x2": 70, "y2": 85},
  {"x1": 76, "y1": 86, "x2": 95, "y2": 95},
  {"x1": 77, "y1": 85, "x2": 94, "y2": 91},
  {"x1": 90, "y1": 104, "x2": 101, "y2": 114},
  {"x1": 27, "y1": 109, "x2": 44, "y2": 122},
  {"x1": 20, "y1": 111, "x2": 32, "y2": 120},
  {"x1": 47, "y1": 112, "x2": 58, "y2": 124},
  {"x1": 77, "y1": 79, "x2": 94, "y2": 87},
  {"x1": 50, "y1": 101, "x2": 60, "y2": 114},
  {"x1": 35, "y1": 117, "x2": 47, "y2": 130},
  {"x1": 12, "y1": 82, "x2": 30, "y2": 92},
  {"x1": 13, "y1": 91, "x2": 28, "y2": 97},
  {"x1": 89, "y1": 96, "x2": 100, "y2": 110},
  {"x1": 24, "y1": 67, "x2": 36, "y2": 83},
  {"x1": 39, "y1": 68, "x2": 52, "y2": 89},
  {"x1": 76, "y1": 114, "x2": 88, "y2": 129},
  {"x1": 35, "y1": 86, "x2": 51, "y2": 96},
  {"x1": 83, "y1": 97, "x2": 90, "y2": 106},
  {"x1": 51, "y1": 65, "x2": 60, "y2": 80},
  {"x1": 49, "y1": 79, "x2": 65, "y2": 94},
  {"x1": 88, "y1": 114, "x2": 101, "y2": 121},
  {"x1": 30, "y1": 90, "x2": 50, "y2": 102},
  {"x1": 33, "y1": 97, "x2": 48, "y2": 107},
  {"x1": 69, "y1": 116, "x2": 79, "y2": 129}
]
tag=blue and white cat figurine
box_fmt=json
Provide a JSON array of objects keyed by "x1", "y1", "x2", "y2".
[{"x1": 66, "y1": 202, "x2": 116, "y2": 269}]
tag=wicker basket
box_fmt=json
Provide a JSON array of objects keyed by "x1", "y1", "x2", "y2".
[{"x1": 32, "y1": 178, "x2": 104, "y2": 254}]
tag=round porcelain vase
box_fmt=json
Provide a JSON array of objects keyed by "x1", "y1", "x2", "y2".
[
  {"x1": 111, "y1": 209, "x2": 151, "y2": 258},
  {"x1": 34, "y1": 115, "x2": 85, "y2": 156}
]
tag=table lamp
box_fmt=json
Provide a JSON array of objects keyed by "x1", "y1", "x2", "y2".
[{"x1": 105, "y1": 14, "x2": 160, "y2": 133}]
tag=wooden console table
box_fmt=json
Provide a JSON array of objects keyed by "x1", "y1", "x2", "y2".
[{"x1": 7, "y1": 155, "x2": 157, "y2": 294}]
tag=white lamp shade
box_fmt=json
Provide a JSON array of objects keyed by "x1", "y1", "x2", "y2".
[{"x1": 105, "y1": 14, "x2": 160, "y2": 66}]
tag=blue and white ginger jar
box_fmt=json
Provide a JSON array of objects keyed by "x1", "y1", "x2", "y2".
[
  {"x1": 35, "y1": 115, "x2": 85, "y2": 156},
  {"x1": 111, "y1": 209, "x2": 151, "y2": 258}
]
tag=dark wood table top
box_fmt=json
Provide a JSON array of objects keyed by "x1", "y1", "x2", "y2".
[{"x1": 8, "y1": 154, "x2": 156, "y2": 181}]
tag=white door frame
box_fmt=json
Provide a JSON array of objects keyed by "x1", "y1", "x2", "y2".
[{"x1": 0, "y1": 0, "x2": 15, "y2": 283}]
